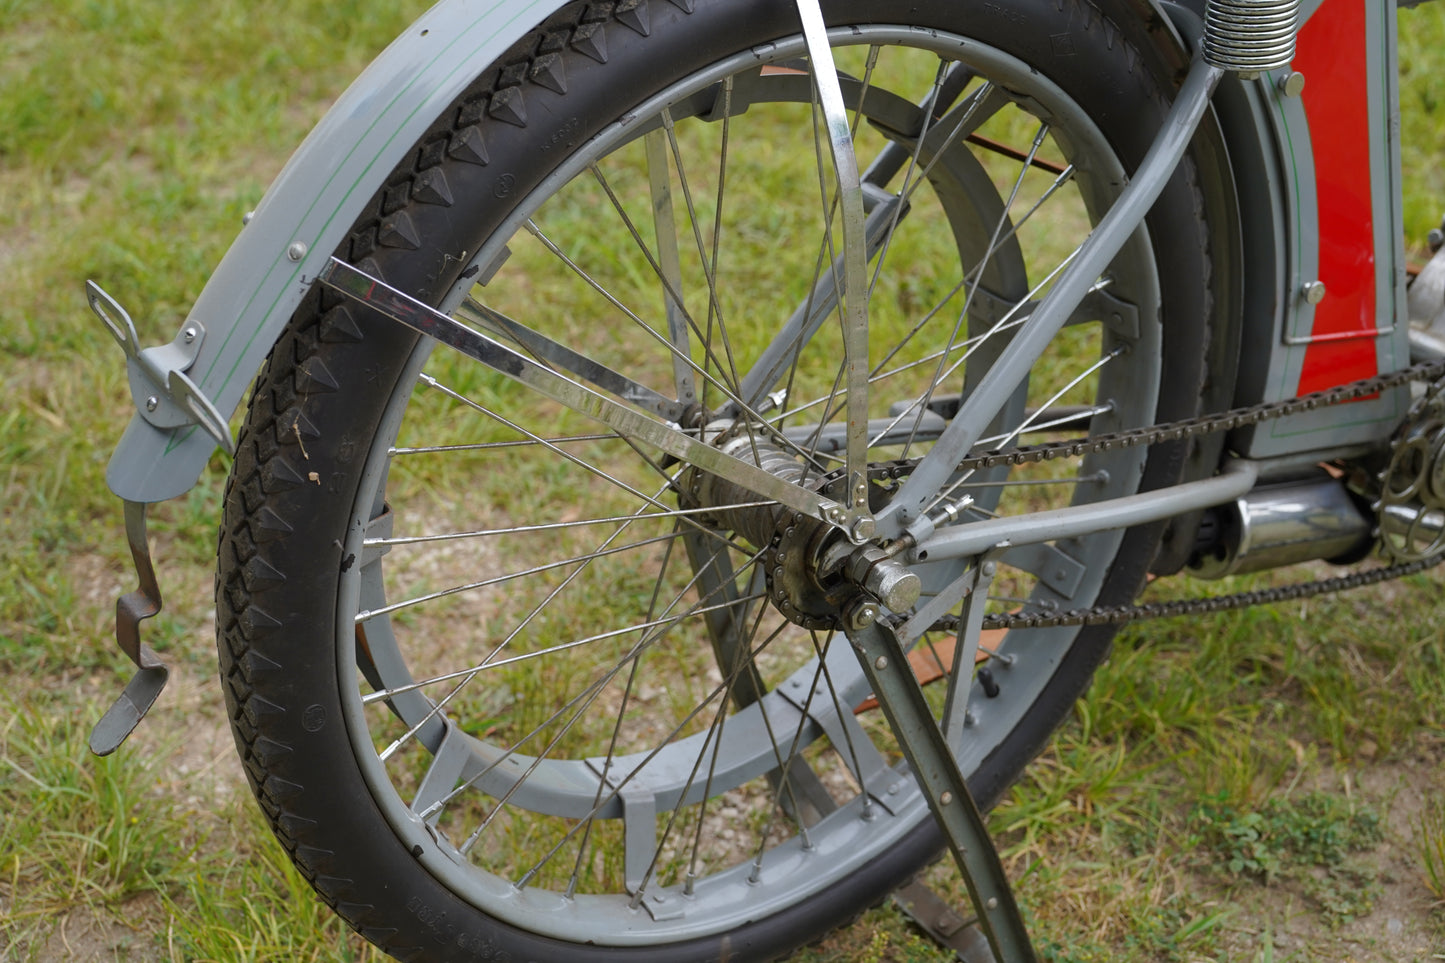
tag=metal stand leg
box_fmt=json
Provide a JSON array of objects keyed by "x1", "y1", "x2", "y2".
[{"x1": 850, "y1": 617, "x2": 1038, "y2": 963}]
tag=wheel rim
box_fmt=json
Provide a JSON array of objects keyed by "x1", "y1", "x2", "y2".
[{"x1": 335, "y1": 25, "x2": 1162, "y2": 944}]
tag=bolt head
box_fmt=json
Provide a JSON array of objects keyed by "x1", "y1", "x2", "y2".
[
  {"x1": 182, "y1": 326, "x2": 198, "y2": 344},
  {"x1": 144, "y1": 396, "x2": 159, "y2": 412},
  {"x1": 1277, "y1": 71, "x2": 1306, "y2": 97},
  {"x1": 850, "y1": 516, "x2": 876, "y2": 542},
  {"x1": 1301, "y1": 280, "x2": 1327, "y2": 305},
  {"x1": 287, "y1": 241, "x2": 308, "y2": 262},
  {"x1": 874, "y1": 655, "x2": 888, "y2": 670},
  {"x1": 939, "y1": 791, "x2": 953, "y2": 805}
]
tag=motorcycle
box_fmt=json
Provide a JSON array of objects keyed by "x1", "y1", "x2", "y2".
[{"x1": 85, "y1": 0, "x2": 1445, "y2": 958}]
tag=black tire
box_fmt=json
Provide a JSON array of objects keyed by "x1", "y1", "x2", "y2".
[{"x1": 216, "y1": 1, "x2": 1233, "y2": 959}]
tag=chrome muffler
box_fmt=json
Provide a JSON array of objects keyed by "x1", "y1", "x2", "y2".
[{"x1": 1188, "y1": 474, "x2": 1374, "y2": 578}]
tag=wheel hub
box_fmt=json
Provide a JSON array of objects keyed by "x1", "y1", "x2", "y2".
[{"x1": 682, "y1": 432, "x2": 920, "y2": 629}]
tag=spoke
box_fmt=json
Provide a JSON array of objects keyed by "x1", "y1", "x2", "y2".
[
  {"x1": 901, "y1": 121, "x2": 1052, "y2": 459},
  {"x1": 456, "y1": 296, "x2": 688, "y2": 419},
  {"x1": 364, "y1": 588, "x2": 767, "y2": 706},
  {"x1": 523, "y1": 212, "x2": 738, "y2": 405},
  {"x1": 746, "y1": 658, "x2": 828, "y2": 877},
  {"x1": 766, "y1": 159, "x2": 1079, "y2": 446},
  {"x1": 320, "y1": 258, "x2": 846, "y2": 524},
  {"x1": 627, "y1": 604, "x2": 781, "y2": 905},
  {"x1": 423, "y1": 544, "x2": 772, "y2": 832},
  {"x1": 778, "y1": 246, "x2": 1079, "y2": 449},
  {"x1": 356, "y1": 531, "x2": 679, "y2": 623},
  {"x1": 418, "y1": 372, "x2": 770, "y2": 554},
  {"x1": 663, "y1": 106, "x2": 743, "y2": 405},
  {"x1": 873, "y1": 248, "x2": 1081, "y2": 454},
  {"x1": 524, "y1": 207, "x2": 830, "y2": 477},
  {"x1": 973, "y1": 403, "x2": 1112, "y2": 446},
  {"x1": 391, "y1": 432, "x2": 614, "y2": 455},
  {"x1": 699, "y1": 76, "x2": 734, "y2": 413},
  {"x1": 865, "y1": 58, "x2": 951, "y2": 298},
  {"x1": 862, "y1": 158, "x2": 1076, "y2": 382},
  {"x1": 567, "y1": 631, "x2": 646, "y2": 898},
  {"x1": 922, "y1": 346, "x2": 1125, "y2": 517},
  {"x1": 644, "y1": 121, "x2": 697, "y2": 407},
  {"x1": 367, "y1": 502, "x2": 769, "y2": 549},
  {"x1": 806, "y1": 632, "x2": 884, "y2": 815},
  {"x1": 466, "y1": 600, "x2": 797, "y2": 879},
  {"x1": 877, "y1": 58, "x2": 1224, "y2": 539}
]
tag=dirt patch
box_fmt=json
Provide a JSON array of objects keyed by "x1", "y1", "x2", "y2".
[
  {"x1": 1203, "y1": 749, "x2": 1445, "y2": 962},
  {"x1": 13, "y1": 893, "x2": 169, "y2": 963}
]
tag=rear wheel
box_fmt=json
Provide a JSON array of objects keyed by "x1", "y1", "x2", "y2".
[{"x1": 216, "y1": 1, "x2": 1232, "y2": 958}]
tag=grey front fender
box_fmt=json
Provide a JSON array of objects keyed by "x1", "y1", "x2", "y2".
[{"x1": 105, "y1": 0, "x2": 568, "y2": 503}]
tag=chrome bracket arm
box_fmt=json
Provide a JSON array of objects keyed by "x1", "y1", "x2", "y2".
[
  {"x1": 794, "y1": 0, "x2": 873, "y2": 534},
  {"x1": 86, "y1": 281, "x2": 233, "y2": 454}
]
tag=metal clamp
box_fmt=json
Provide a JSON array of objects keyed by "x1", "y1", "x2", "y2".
[
  {"x1": 89, "y1": 500, "x2": 171, "y2": 756},
  {"x1": 86, "y1": 280, "x2": 233, "y2": 453}
]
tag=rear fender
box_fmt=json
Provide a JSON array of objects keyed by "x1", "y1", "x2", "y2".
[
  {"x1": 104, "y1": 0, "x2": 569, "y2": 503},
  {"x1": 105, "y1": 0, "x2": 1225, "y2": 504}
]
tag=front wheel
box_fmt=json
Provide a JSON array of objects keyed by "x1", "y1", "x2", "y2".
[{"x1": 216, "y1": 1, "x2": 1234, "y2": 959}]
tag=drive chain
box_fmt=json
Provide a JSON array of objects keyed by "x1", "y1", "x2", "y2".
[
  {"x1": 951, "y1": 356, "x2": 1445, "y2": 474},
  {"x1": 907, "y1": 356, "x2": 1445, "y2": 633}
]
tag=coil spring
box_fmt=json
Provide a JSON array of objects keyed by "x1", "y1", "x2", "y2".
[{"x1": 1202, "y1": 0, "x2": 1300, "y2": 73}]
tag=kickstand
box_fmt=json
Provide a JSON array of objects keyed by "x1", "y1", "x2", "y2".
[{"x1": 851, "y1": 617, "x2": 1038, "y2": 963}]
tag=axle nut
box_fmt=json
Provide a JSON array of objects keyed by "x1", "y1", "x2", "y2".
[{"x1": 847, "y1": 546, "x2": 922, "y2": 613}]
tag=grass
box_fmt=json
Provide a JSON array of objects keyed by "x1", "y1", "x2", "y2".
[{"x1": 2, "y1": 1, "x2": 1445, "y2": 961}]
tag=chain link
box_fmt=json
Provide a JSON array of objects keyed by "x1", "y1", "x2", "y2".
[
  {"x1": 953, "y1": 357, "x2": 1445, "y2": 474},
  {"x1": 932, "y1": 553, "x2": 1445, "y2": 632},
  {"x1": 911, "y1": 357, "x2": 1445, "y2": 632}
]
